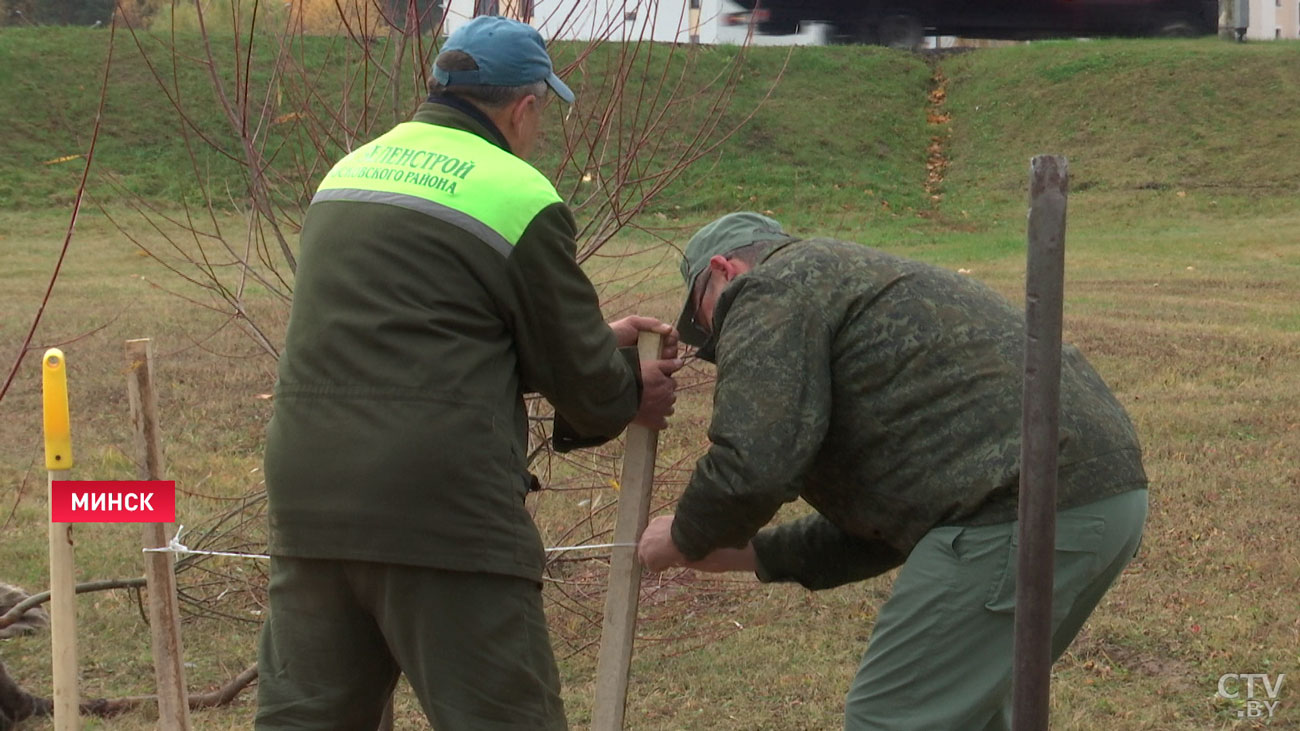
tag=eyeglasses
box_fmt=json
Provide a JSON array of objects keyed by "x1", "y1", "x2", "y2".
[{"x1": 689, "y1": 268, "x2": 712, "y2": 337}]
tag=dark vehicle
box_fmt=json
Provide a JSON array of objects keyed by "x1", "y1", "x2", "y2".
[{"x1": 727, "y1": 0, "x2": 1219, "y2": 47}]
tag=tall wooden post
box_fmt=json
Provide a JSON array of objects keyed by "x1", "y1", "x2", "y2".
[
  {"x1": 591, "y1": 332, "x2": 663, "y2": 731},
  {"x1": 1012, "y1": 155, "x2": 1068, "y2": 731},
  {"x1": 43, "y1": 348, "x2": 78, "y2": 731},
  {"x1": 127, "y1": 339, "x2": 193, "y2": 731}
]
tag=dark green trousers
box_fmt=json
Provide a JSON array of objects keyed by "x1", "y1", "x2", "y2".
[
  {"x1": 844, "y1": 489, "x2": 1148, "y2": 730},
  {"x1": 255, "y1": 557, "x2": 567, "y2": 730}
]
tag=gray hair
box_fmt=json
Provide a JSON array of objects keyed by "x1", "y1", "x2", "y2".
[
  {"x1": 723, "y1": 240, "x2": 784, "y2": 267},
  {"x1": 430, "y1": 50, "x2": 548, "y2": 110},
  {"x1": 691, "y1": 240, "x2": 783, "y2": 305}
]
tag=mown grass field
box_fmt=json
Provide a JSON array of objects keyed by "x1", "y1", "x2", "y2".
[{"x1": 1, "y1": 28, "x2": 1298, "y2": 729}]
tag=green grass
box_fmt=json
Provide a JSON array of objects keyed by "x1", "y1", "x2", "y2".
[
  {"x1": 642, "y1": 45, "x2": 933, "y2": 224},
  {"x1": 941, "y1": 39, "x2": 1300, "y2": 215},
  {"x1": 0, "y1": 25, "x2": 436, "y2": 210},
  {"x1": 2, "y1": 30, "x2": 1300, "y2": 730},
  {"x1": 0, "y1": 28, "x2": 935, "y2": 237}
]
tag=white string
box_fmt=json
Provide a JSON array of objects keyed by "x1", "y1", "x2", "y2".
[
  {"x1": 544, "y1": 542, "x2": 637, "y2": 553},
  {"x1": 142, "y1": 525, "x2": 271, "y2": 560},
  {"x1": 143, "y1": 525, "x2": 636, "y2": 560}
]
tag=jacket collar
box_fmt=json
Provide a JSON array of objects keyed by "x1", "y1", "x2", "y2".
[{"x1": 414, "y1": 95, "x2": 512, "y2": 154}]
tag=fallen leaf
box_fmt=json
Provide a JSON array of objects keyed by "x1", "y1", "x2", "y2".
[{"x1": 42, "y1": 154, "x2": 84, "y2": 165}]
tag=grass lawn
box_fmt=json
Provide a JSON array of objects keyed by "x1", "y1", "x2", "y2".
[{"x1": 1, "y1": 32, "x2": 1298, "y2": 730}]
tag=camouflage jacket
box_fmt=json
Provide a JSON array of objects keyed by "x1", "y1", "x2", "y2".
[{"x1": 670, "y1": 239, "x2": 1147, "y2": 590}]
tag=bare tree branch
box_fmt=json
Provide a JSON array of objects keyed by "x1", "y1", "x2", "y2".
[
  {"x1": 0, "y1": 16, "x2": 119, "y2": 407},
  {"x1": 0, "y1": 660, "x2": 259, "y2": 726},
  {"x1": 0, "y1": 578, "x2": 148, "y2": 632}
]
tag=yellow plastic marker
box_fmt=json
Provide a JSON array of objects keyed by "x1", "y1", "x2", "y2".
[
  {"x1": 43, "y1": 347, "x2": 79, "y2": 730},
  {"x1": 43, "y1": 348, "x2": 74, "y2": 470}
]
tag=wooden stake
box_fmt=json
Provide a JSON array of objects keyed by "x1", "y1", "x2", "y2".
[
  {"x1": 127, "y1": 339, "x2": 192, "y2": 731},
  {"x1": 42, "y1": 348, "x2": 78, "y2": 731},
  {"x1": 1012, "y1": 155, "x2": 1068, "y2": 731},
  {"x1": 591, "y1": 332, "x2": 664, "y2": 731}
]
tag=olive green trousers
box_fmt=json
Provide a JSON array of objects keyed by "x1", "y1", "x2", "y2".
[
  {"x1": 844, "y1": 489, "x2": 1148, "y2": 730},
  {"x1": 254, "y1": 558, "x2": 566, "y2": 731}
]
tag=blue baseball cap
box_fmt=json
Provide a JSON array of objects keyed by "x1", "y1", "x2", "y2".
[{"x1": 434, "y1": 16, "x2": 575, "y2": 104}]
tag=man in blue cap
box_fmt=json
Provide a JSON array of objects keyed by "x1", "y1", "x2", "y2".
[
  {"x1": 256, "y1": 16, "x2": 682, "y2": 730},
  {"x1": 638, "y1": 213, "x2": 1148, "y2": 729}
]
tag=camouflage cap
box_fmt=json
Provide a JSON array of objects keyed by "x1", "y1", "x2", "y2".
[{"x1": 676, "y1": 212, "x2": 788, "y2": 348}]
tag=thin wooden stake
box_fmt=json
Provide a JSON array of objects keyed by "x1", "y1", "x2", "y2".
[
  {"x1": 1012, "y1": 155, "x2": 1068, "y2": 731},
  {"x1": 43, "y1": 348, "x2": 78, "y2": 731},
  {"x1": 591, "y1": 332, "x2": 664, "y2": 731},
  {"x1": 127, "y1": 338, "x2": 192, "y2": 731}
]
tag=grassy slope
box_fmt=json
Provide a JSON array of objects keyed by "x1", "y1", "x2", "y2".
[
  {"x1": 1, "y1": 26, "x2": 237, "y2": 208},
  {"x1": 944, "y1": 39, "x2": 1300, "y2": 198},
  {"x1": 1, "y1": 30, "x2": 1298, "y2": 729},
  {"x1": 0, "y1": 25, "x2": 433, "y2": 210},
  {"x1": 0, "y1": 28, "x2": 934, "y2": 227}
]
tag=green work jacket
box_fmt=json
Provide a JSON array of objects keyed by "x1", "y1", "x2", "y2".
[
  {"x1": 264, "y1": 101, "x2": 639, "y2": 582},
  {"x1": 671, "y1": 239, "x2": 1148, "y2": 590}
]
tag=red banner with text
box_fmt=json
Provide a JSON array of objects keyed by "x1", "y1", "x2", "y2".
[{"x1": 50, "y1": 480, "x2": 176, "y2": 523}]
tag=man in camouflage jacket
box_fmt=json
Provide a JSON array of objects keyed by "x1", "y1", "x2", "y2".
[{"x1": 638, "y1": 212, "x2": 1148, "y2": 730}]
